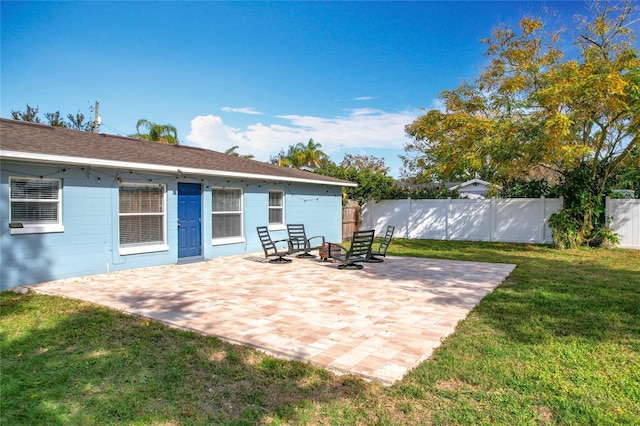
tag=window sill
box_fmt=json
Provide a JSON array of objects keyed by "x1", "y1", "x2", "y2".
[
  {"x1": 212, "y1": 237, "x2": 245, "y2": 246},
  {"x1": 119, "y1": 244, "x2": 169, "y2": 256},
  {"x1": 10, "y1": 224, "x2": 64, "y2": 235},
  {"x1": 268, "y1": 224, "x2": 286, "y2": 231}
]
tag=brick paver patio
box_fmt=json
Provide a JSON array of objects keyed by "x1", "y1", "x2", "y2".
[{"x1": 25, "y1": 254, "x2": 515, "y2": 384}]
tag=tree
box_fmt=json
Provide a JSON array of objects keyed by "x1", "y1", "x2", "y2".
[
  {"x1": 224, "y1": 146, "x2": 254, "y2": 159},
  {"x1": 130, "y1": 119, "x2": 179, "y2": 145},
  {"x1": 297, "y1": 138, "x2": 329, "y2": 168},
  {"x1": 315, "y1": 154, "x2": 403, "y2": 204},
  {"x1": 499, "y1": 178, "x2": 555, "y2": 198},
  {"x1": 271, "y1": 138, "x2": 329, "y2": 168},
  {"x1": 66, "y1": 111, "x2": 94, "y2": 132},
  {"x1": 614, "y1": 144, "x2": 640, "y2": 192},
  {"x1": 404, "y1": 1, "x2": 639, "y2": 247},
  {"x1": 340, "y1": 154, "x2": 390, "y2": 174},
  {"x1": 11, "y1": 104, "x2": 41, "y2": 123},
  {"x1": 11, "y1": 103, "x2": 95, "y2": 131},
  {"x1": 44, "y1": 111, "x2": 66, "y2": 127}
]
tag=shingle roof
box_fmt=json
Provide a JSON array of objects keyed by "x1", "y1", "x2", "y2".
[{"x1": 0, "y1": 118, "x2": 355, "y2": 187}]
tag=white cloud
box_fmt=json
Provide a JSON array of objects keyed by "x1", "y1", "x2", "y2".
[
  {"x1": 185, "y1": 115, "x2": 244, "y2": 150},
  {"x1": 184, "y1": 108, "x2": 419, "y2": 162},
  {"x1": 353, "y1": 96, "x2": 376, "y2": 101},
  {"x1": 221, "y1": 106, "x2": 263, "y2": 115}
]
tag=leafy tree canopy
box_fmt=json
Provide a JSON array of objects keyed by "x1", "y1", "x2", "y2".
[
  {"x1": 499, "y1": 178, "x2": 557, "y2": 198},
  {"x1": 11, "y1": 103, "x2": 95, "y2": 131},
  {"x1": 340, "y1": 154, "x2": 390, "y2": 174},
  {"x1": 315, "y1": 153, "x2": 457, "y2": 204},
  {"x1": 403, "y1": 1, "x2": 639, "y2": 247},
  {"x1": 318, "y1": 158, "x2": 399, "y2": 205},
  {"x1": 11, "y1": 104, "x2": 41, "y2": 123}
]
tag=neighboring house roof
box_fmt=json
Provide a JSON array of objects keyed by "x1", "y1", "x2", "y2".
[
  {"x1": 0, "y1": 118, "x2": 356, "y2": 187},
  {"x1": 449, "y1": 178, "x2": 502, "y2": 191},
  {"x1": 449, "y1": 178, "x2": 502, "y2": 199}
]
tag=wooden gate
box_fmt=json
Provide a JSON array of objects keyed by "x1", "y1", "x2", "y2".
[{"x1": 342, "y1": 201, "x2": 361, "y2": 240}]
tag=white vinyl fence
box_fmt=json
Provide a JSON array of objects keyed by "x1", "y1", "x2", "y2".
[
  {"x1": 362, "y1": 197, "x2": 640, "y2": 248},
  {"x1": 607, "y1": 198, "x2": 640, "y2": 249},
  {"x1": 362, "y1": 197, "x2": 562, "y2": 244}
]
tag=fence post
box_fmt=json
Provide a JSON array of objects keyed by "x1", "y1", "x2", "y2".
[
  {"x1": 446, "y1": 197, "x2": 451, "y2": 241},
  {"x1": 342, "y1": 200, "x2": 361, "y2": 240},
  {"x1": 490, "y1": 197, "x2": 495, "y2": 242},
  {"x1": 406, "y1": 197, "x2": 412, "y2": 239},
  {"x1": 539, "y1": 196, "x2": 546, "y2": 244}
]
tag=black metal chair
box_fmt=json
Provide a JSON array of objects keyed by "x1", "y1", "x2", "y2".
[
  {"x1": 256, "y1": 226, "x2": 291, "y2": 263},
  {"x1": 367, "y1": 225, "x2": 395, "y2": 263},
  {"x1": 328, "y1": 229, "x2": 375, "y2": 270},
  {"x1": 286, "y1": 224, "x2": 325, "y2": 257}
]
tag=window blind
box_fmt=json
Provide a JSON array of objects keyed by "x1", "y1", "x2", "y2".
[
  {"x1": 10, "y1": 178, "x2": 60, "y2": 223},
  {"x1": 119, "y1": 185, "x2": 165, "y2": 247}
]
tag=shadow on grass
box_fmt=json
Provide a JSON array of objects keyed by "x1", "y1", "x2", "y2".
[
  {"x1": 389, "y1": 240, "x2": 640, "y2": 425},
  {"x1": 479, "y1": 266, "x2": 640, "y2": 344},
  {"x1": 0, "y1": 293, "x2": 364, "y2": 425},
  {"x1": 391, "y1": 239, "x2": 640, "y2": 344}
]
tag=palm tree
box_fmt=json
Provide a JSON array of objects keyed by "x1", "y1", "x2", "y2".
[
  {"x1": 130, "y1": 119, "x2": 179, "y2": 145},
  {"x1": 224, "y1": 146, "x2": 254, "y2": 159},
  {"x1": 274, "y1": 138, "x2": 328, "y2": 168}
]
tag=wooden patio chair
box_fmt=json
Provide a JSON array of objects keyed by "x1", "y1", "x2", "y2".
[
  {"x1": 328, "y1": 229, "x2": 375, "y2": 269},
  {"x1": 286, "y1": 224, "x2": 325, "y2": 257},
  {"x1": 256, "y1": 226, "x2": 292, "y2": 263},
  {"x1": 367, "y1": 225, "x2": 395, "y2": 263}
]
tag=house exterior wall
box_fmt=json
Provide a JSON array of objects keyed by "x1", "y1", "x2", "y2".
[
  {"x1": 1, "y1": 161, "x2": 343, "y2": 291},
  {"x1": 458, "y1": 185, "x2": 489, "y2": 198}
]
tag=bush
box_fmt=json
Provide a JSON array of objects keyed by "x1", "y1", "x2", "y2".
[
  {"x1": 499, "y1": 178, "x2": 555, "y2": 198},
  {"x1": 548, "y1": 163, "x2": 619, "y2": 248}
]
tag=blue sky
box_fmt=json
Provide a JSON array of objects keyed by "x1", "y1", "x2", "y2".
[{"x1": 2, "y1": 1, "x2": 593, "y2": 177}]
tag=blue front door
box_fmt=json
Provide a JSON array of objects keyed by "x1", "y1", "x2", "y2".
[{"x1": 178, "y1": 183, "x2": 202, "y2": 258}]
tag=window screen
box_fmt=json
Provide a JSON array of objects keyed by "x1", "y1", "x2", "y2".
[
  {"x1": 212, "y1": 188, "x2": 242, "y2": 239},
  {"x1": 268, "y1": 190, "x2": 284, "y2": 225}
]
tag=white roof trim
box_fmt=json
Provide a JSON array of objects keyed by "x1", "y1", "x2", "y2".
[
  {"x1": 450, "y1": 178, "x2": 502, "y2": 190},
  {"x1": 0, "y1": 150, "x2": 358, "y2": 187}
]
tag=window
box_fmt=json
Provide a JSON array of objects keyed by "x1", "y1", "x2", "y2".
[
  {"x1": 268, "y1": 190, "x2": 285, "y2": 228},
  {"x1": 212, "y1": 188, "x2": 243, "y2": 244},
  {"x1": 9, "y1": 177, "x2": 63, "y2": 234},
  {"x1": 119, "y1": 183, "x2": 167, "y2": 254}
]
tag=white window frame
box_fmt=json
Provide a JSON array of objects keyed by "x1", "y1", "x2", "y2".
[
  {"x1": 118, "y1": 183, "x2": 168, "y2": 255},
  {"x1": 211, "y1": 187, "x2": 245, "y2": 245},
  {"x1": 9, "y1": 176, "x2": 64, "y2": 235},
  {"x1": 268, "y1": 190, "x2": 285, "y2": 230}
]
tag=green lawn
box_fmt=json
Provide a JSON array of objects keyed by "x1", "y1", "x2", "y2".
[{"x1": 2, "y1": 241, "x2": 639, "y2": 425}]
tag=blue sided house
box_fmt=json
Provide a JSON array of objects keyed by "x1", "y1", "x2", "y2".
[{"x1": 0, "y1": 118, "x2": 355, "y2": 291}]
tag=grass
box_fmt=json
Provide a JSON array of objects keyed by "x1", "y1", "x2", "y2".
[{"x1": 1, "y1": 240, "x2": 639, "y2": 425}]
